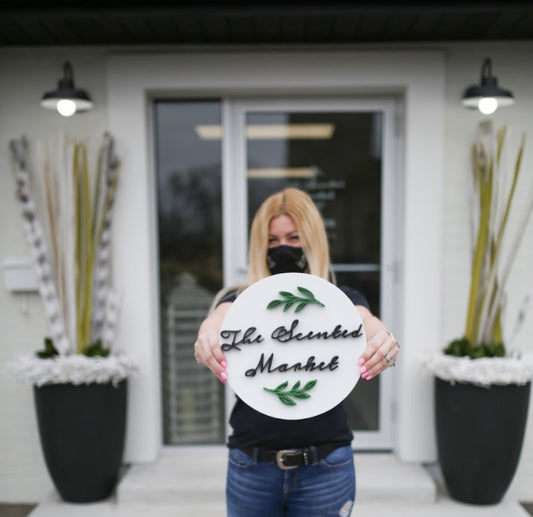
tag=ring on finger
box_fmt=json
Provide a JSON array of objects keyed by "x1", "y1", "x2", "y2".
[{"x1": 384, "y1": 353, "x2": 392, "y2": 364}]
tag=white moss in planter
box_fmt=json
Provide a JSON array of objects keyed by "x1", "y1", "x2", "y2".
[
  {"x1": 423, "y1": 353, "x2": 533, "y2": 387},
  {"x1": 9, "y1": 355, "x2": 139, "y2": 387}
]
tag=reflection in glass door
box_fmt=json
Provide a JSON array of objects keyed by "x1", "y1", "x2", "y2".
[
  {"x1": 228, "y1": 99, "x2": 398, "y2": 449},
  {"x1": 155, "y1": 100, "x2": 225, "y2": 444}
]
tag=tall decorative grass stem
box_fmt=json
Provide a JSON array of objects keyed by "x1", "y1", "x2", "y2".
[{"x1": 10, "y1": 137, "x2": 71, "y2": 354}]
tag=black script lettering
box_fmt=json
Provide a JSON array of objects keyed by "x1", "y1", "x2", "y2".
[
  {"x1": 245, "y1": 353, "x2": 273, "y2": 377},
  {"x1": 352, "y1": 324, "x2": 364, "y2": 338},
  {"x1": 332, "y1": 323, "x2": 363, "y2": 339},
  {"x1": 303, "y1": 355, "x2": 339, "y2": 372},
  {"x1": 271, "y1": 320, "x2": 300, "y2": 343},
  {"x1": 245, "y1": 353, "x2": 339, "y2": 377},
  {"x1": 271, "y1": 319, "x2": 363, "y2": 343},
  {"x1": 220, "y1": 327, "x2": 264, "y2": 352}
]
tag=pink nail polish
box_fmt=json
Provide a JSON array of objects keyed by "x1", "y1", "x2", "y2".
[
  {"x1": 221, "y1": 360, "x2": 227, "y2": 368},
  {"x1": 360, "y1": 366, "x2": 367, "y2": 374},
  {"x1": 220, "y1": 372, "x2": 228, "y2": 383},
  {"x1": 358, "y1": 358, "x2": 366, "y2": 365},
  {"x1": 366, "y1": 375, "x2": 373, "y2": 381}
]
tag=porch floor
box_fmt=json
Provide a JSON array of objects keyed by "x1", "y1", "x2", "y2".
[{"x1": 26, "y1": 447, "x2": 531, "y2": 517}]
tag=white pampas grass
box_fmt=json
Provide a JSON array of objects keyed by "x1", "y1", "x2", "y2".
[
  {"x1": 423, "y1": 353, "x2": 533, "y2": 387},
  {"x1": 9, "y1": 355, "x2": 139, "y2": 387}
]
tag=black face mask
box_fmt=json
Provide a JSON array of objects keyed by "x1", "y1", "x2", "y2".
[{"x1": 267, "y1": 245, "x2": 308, "y2": 275}]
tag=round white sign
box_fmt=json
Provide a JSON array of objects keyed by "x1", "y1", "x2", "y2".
[{"x1": 220, "y1": 272, "x2": 366, "y2": 420}]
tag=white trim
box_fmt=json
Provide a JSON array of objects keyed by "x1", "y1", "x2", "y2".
[
  {"x1": 378, "y1": 97, "x2": 402, "y2": 450},
  {"x1": 222, "y1": 100, "x2": 244, "y2": 287},
  {"x1": 222, "y1": 99, "x2": 246, "y2": 433},
  {"x1": 107, "y1": 49, "x2": 444, "y2": 463},
  {"x1": 222, "y1": 99, "x2": 249, "y2": 287}
]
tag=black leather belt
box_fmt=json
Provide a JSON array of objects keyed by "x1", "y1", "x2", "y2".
[{"x1": 241, "y1": 442, "x2": 340, "y2": 470}]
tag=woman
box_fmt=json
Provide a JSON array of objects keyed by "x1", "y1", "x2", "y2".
[{"x1": 194, "y1": 188, "x2": 399, "y2": 517}]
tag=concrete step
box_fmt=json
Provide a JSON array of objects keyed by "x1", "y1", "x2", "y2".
[
  {"x1": 116, "y1": 446, "x2": 437, "y2": 506},
  {"x1": 28, "y1": 491, "x2": 531, "y2": 517},
  {"x1": 28, "y1": 446, "x2": 531, "y2": 517},
  {"x1": 355, "y1": 453, "x2": 437, "y2": 504},
  {"x1": 118, "y1": 446, "x2": 226, "y2": 505}
]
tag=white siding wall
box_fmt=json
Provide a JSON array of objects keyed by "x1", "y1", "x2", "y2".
[
  {"x1": 442, "y1": 42, "x2": 533, "y2": 502},
  {"x1": 0, "y1": 42, "x2": 532, "y2": 503},
  {"x1": 0, "y1": 48, "x2": 109, "y2": 502}
]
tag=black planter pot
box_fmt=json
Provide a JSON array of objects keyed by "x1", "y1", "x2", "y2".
[
  {"x1": 435, "y1": 378, "x2": 531, "y2": 505},
  {"x1": 33, "y1": 380, "x2": 127, "y2": 503}
]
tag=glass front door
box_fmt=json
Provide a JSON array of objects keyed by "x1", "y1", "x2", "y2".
[
  {"x1": 224, "y1": 98, "x2": 399, "y2": 449},
  {"x1": 156, "y1": 97, "x2": 400, "y2": 449}
]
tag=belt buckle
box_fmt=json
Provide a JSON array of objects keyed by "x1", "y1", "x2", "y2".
[{"x1": 276, "y1": 449, "x2": 300, "y2": 470}]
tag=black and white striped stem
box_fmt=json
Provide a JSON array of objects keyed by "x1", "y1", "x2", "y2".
[
  {"x1": 90, "y1": 133, "x2": 121, "y2": 344},
  {"x1": 10, "y1": 137, "x2": 71, "y2": 355}
]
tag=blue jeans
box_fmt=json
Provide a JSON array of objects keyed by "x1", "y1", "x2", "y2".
[{"x1": 226, "y1": 445, "x2": 355, "y2": 517}]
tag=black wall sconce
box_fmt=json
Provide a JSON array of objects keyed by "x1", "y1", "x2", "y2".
[
  {"x1": 462, "y1": 58, "x2": 515, "y2": 115},
  {"x1": 41, "y1": 61, "x2": 94, "y2": 117}
]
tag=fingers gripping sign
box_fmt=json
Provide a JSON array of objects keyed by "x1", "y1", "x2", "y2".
[
  {"x1": 358, "y1": 329, "x2": 399, "y2": 380},
  {"x1": 194, "y1": 302, "x2": 231, "y2": 383}
]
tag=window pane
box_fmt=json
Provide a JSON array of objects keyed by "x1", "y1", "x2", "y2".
[{"x1": 155, "y1": 100, "x2": 225, "y2": 444}]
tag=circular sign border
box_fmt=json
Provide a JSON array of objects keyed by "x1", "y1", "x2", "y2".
[{"x1": 220, "y1": 273, "x2": 366, "y2": 420}]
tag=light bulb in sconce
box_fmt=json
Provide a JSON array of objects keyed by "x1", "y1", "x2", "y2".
[
  {"x1": 461, "y1": 58, "x2": 514, "y2": 115},
  {"x1": 41, "y1": 62, "x2": 94, "y2": 116},
  {"x1": 478, "y1": 97, "x2": 498, "y2": 116},
  {"x1": 56, "y1": 99, "x2": 77, "y2": 117}
]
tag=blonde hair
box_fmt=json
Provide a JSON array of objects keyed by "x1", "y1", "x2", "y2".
[
  {"x1": 208, "y1": 188, "x2": 332, "y2": 313},
  {"x1": 247, "y1": 188, "x2": 331, "y2": 284}
]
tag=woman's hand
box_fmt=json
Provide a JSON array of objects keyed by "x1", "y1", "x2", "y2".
[
  {"x1": 356, "y1": 305, "x2": 399, "y2": 380},
  {"x1": 194, "y1": 302, "x2": 231, "y2": 383}
]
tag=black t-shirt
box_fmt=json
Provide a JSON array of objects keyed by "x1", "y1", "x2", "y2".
[{"x1": 217, "y1": 284, "x2": 370, "y2": 450}]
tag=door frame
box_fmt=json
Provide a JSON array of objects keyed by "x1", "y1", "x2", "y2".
[{"x1": 107, "y1": 49, "x2": 445, "y2": 463}]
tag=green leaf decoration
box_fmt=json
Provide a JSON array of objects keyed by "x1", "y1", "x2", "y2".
[
  {"x1": 303, "y1": 380, "x2": 317, "y2": 390},
  {"x1": 279, "y1": 291, "x2": 294, "y2": 298},
  {"x1": 267, "y1": 299, "x2": 284, "y2": 309},
  {"x1": 267, "y1": 286, "x2": 325, "y2": 313},
  {"x1": 83, "y1": 339, "x2": 110, "y2": 357},
  {"x1": 279, "y1": 395, "x2": 297, "y2": 406},
  {"x1": 292, "y1": 393, "x2": 311, "y2": 399},
  {"x1": 295, "y1": 302, "x2": 307, "y2": 313},
  {"x1": 283, "y1": 300, "x2": 295, "y2": 312},
  {"x1": 35, "y1": 337, "x2": 59, "y2": 359},
  {"x1": 264, "y1": 379, "x2": 318, "y2": 406},
  {"x1": 444, "y1": 336, "x2": 505, "y2": 359},
  {"x1": 297, "y1": 286, "x2": 314, "y2": 298}
]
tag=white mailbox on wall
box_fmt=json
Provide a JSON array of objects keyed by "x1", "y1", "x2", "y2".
[{"x1": 2, "y1": 257, "x2": 39, "y2": 292}]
